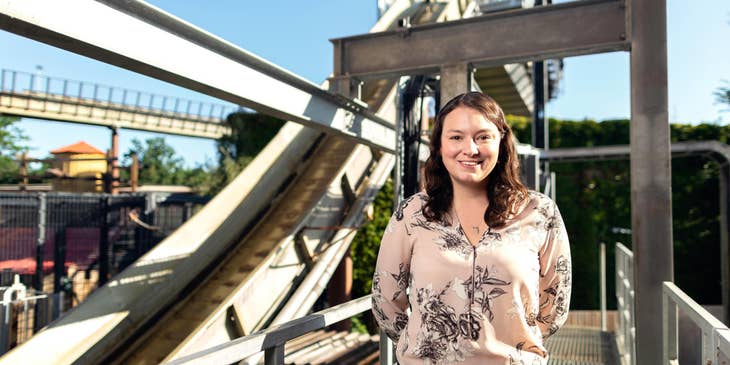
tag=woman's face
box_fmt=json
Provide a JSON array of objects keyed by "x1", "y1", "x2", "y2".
[{"x1": 439, "y1": 106, "x2": 501, "y2": 189}]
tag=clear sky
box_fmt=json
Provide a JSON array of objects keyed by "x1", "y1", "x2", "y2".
[{"x1": 1, "y1": 0, "x2": 729, "y2": 167}]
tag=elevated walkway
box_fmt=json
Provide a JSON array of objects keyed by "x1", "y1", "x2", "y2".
[
  {"x1": 0, "y1": 69, "x2": 234, "y2": 138},
  {"x1": 546, "y1": 326, "x2": 619, "y2": 365}
]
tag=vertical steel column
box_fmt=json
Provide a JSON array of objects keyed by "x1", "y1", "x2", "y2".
[
  {"x1": 393, "y1": 78, "x2": 406, "y2": 205},
  {"x1": 600, "y1": 241, "x2": 607, "y2": 331},
  {"x1": 264, "y1": 345, "x2": 285, "y2": 365},
  {"x1": 531, "y1": 0, "x2": 548, "y2": 150},
  {"x1": 630, "y1": 0, "x2": 672, "y2": 362},
  {"x1": 99, "y1": 197, "x2": 110, "y2": 286},
  {"x1": 440, "y1": 63, "x2": 472, "y2": 108},
  {"x1": 327, "y1": 77, "x2": 354, "y2": 331},
  {"x1": 532, "y1": 0, "x2": 551, "y2": 193},
  {"x1": 53, "y1": 227, "x2": 66, "y2": 293},
  {"x1": 0, "y1": 303, "x2": 8, "y2": 355},
  {"x1": 532, "y1": 59, "x2": 547, "y2": 149},
  {"x1": 34, "y1": 193, "x2": 46, "y2": 292},
  {"x1": 720, "y1": 164, "x2": 730, "y2": 325},
  {"x1": 110, "y1": 127, "x2": 119, "y2": 194}
]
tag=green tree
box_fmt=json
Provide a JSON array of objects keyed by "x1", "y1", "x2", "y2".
[
  {"x1": 350, "y1": 178, "x2": 394, "y2": 333},
  {"x1": 0, "y1": 116, "x2": 28, "y2": 183},
  {"x1": 124, "y1": 137, "x2": 197, "y2": 186},
  {"x1": 716, "y1": 80, "x2": 730, "y2": 112},
  {"x1": 200, "y1": 112, "x2": 285, "y2": 195}
]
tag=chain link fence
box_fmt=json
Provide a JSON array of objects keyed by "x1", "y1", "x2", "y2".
[{"x1": 0, "y1": 191, "x2": 208, "y2": 354}]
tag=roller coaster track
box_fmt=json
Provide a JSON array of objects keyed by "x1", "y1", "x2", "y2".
[{"x1": 0, "y1": 1, "x2": 535, "y2": 363}]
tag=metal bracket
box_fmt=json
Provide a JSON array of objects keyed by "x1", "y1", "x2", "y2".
[
  {"x1": 340, "y1": 174, "x2": 357, "y2": 210},
  {"x1": 293, "y1": 231, "x2": 314, "y2": 269}
]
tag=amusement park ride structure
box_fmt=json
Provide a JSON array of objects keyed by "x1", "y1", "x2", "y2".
[{"x1": 0, "y1": 0, "x2": 727, "y2": 364}]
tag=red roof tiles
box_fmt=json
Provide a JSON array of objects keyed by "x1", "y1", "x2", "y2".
[{"x1": 51, "y1": 141, "x2": 105, "y2": 155}]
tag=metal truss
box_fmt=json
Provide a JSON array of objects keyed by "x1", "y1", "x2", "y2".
[
  {"x1": 331, "y1": 0, "x2": 629, "y2": 79},
  {"x1": 0, "y1": 0, "x2": 396, "y2": 152}
]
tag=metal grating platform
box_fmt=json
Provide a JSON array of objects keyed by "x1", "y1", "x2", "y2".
[{"x1": 545, "y1": 326, "x2": 621, "y2": 365}]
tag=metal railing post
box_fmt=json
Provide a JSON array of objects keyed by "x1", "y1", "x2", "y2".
[
  {"x1": 600, "y1": 241, "x2": 607, "y2": 331},
  {"x1": 379, "y1": 331, "x2": 395, "y2": 365},
  {"x1": 662, "y1": 285, "x2": 677, "y2": 364},
  {"x1": 164, "y1": 295, "x2": 372, "y2": 365},
  {"x1": 662, "y1": 281, "x2": 730, "y2": 364},
  {"x1": 616, "y1": 242, "x2": 636, "y2": 365},
  {"x1": 717, "y1": 328, "x2": 730, "y2": 364},
  {"x1": 99, "y1": 196, "x2": 110, "y2": 286},
  {"x1": 35, "y1": 193, "x2": 46, "y2": 292},
  {"x1": 0, "y1": 302, "x2": 9, "y2": 355}
]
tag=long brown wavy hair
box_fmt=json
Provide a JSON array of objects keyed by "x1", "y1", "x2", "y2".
[{"x1": 422, "y1": 92, "x2": 528, "y2": 228}]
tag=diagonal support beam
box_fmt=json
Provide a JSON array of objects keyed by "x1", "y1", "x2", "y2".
[
  {"x1": 0, "y1": 0, "x2": 396, "y2": 153},
  {"x1": 331, "y1": 0, "x2": 629, "y2": 80}
]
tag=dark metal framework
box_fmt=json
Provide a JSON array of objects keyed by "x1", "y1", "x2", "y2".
[
  {"x1": 331, "y1": 0, "x2": 629, "y2": 80},
  {"x1": 0, "y1": 192, "x2": 208, "y2": 291}
]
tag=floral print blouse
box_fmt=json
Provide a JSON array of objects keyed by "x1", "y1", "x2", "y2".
[{"x1": 372, "y1": 191, "x2": 571, "y2": 365}]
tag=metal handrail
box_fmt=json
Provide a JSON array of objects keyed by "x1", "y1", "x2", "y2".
[
  {"x1": 662, "y1": 281, "x2": 730, "y2": 364},
  {"x1": 0, "y1": 69, "x2": 238, "y2": 121},
  {"x1": 615, "y1": 242, "x2": 636, "y2": 365},
  {"x1": 164, "y1": 295, "x2": 376, "y2": 365}
]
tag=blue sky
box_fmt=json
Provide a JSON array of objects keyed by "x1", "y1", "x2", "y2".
[{"x1": 1, "y1": 0, "x2": 729, "y2": 167}]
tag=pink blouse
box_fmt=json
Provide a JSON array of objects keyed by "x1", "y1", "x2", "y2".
[{"x1": 372, "y1": 191, "x2": 571, "y2": 364}]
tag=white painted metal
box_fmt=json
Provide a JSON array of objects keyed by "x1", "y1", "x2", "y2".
[
  {"x1": 662, "y1": 282, "x2": 730, "y2": 364},
  {"x1": 163, "y1": 296, "x2": 373, "y2": 365},
  {"x1": 600, "y1": 242, "x2": 607, "y2": 332},
  {"x1": 0, "y1": 122, "x2": 324, "y2": 364},
  {"x1": 504, "y1": 63, "x2": 535, "y2": 115},
  {"x1": 0, "y1": 69, "x2": 234, "y2": 139},
  {"x1": 616, "y1": 242, "x2": 636, "y2": 365},
  {"x1": 0, "y1": 92, "x2": 231, "y2": 139},
  {"x1": 238, "y1": 152, "x2": 395, "y2": 365},
  {"x1": 477, "y1": 0, "x2": 534, "y2": 13},
  {"x1": 0, "y1": 0, "x2": 396, "y2": 152}
]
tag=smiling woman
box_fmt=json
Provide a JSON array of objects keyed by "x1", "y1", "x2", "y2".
[
  {"x1": 439, "y1": 107, "x2": 501, "y2": 192},
  {"x1": 372, "y1": 92, "x2": 572, "y2": 365}
]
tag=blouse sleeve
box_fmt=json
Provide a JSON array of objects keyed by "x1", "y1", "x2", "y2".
[
  {"x1": 537, "y1": 199, "x2": 572, "y2": 340},
  {"x1": 371, "y1": 211, "x2": 412, "y2": 342}
]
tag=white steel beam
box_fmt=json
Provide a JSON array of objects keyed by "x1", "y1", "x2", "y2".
[
  {"x1": 331, "y1": 0, "x2": 628, "y2": 80},
  {"x1": 0, "y1": 0, "x2": 396, "y2": 153}
]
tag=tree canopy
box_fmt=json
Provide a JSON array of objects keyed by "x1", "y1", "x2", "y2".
[
  {"x1": 199, "y1": 111, "x2": 285, "y2": 195},
  {"x1": 122, "y1": 137, "x2": 212, "y2": 190},
  {"x1": 716, "y1": 80, "x2": 730, "y2": 112},
  {"x1": 0, "y1": 116, "x2": 28, "y2": 183}
]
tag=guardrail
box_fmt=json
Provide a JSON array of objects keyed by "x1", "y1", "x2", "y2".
[
  {"x1": 615, "y1": 242, "x2": 636, "y2": 365},
  {"x1": 0, "y1": 276, "x2": 55, "y2": 355},
  {"x1": 163, "y1": 295, "x2": 386, "y2": 365},
  {"x1": 0, "y1": 69, "x2": 237, "y2": 121},
  {"x1": 662, "y1": 282, "x2": 730, "y2": 364}
]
